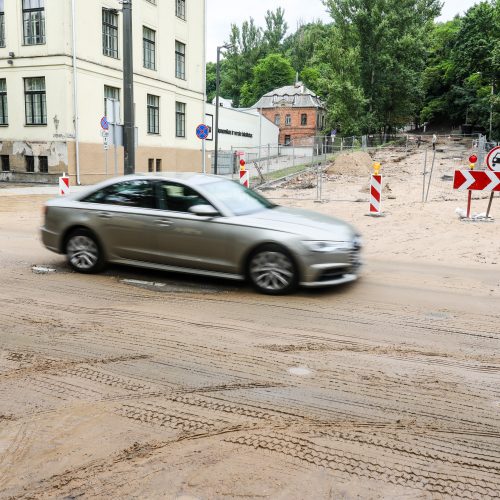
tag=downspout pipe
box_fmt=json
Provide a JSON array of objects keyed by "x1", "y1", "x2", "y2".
[{"x1": 71, "y1": 0, "x2": 81, "y2": 185}]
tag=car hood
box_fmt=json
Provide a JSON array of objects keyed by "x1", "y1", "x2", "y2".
[{"x1": 235, "y1": 206, "x2": 357, "y2": 241}]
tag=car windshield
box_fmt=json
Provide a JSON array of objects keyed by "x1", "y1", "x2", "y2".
[{"x1": 202, "y1": 180, "x2": 276, "y2": 216}]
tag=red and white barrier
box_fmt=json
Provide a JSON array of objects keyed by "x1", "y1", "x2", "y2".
[
  {"x1": 370, "y1": 173, "x2": 382, "y2": 215},
  {"x1": 59, "y1": 173, "x2": 70, "y2": 196},
  {"x1": 239, "y1": 167, "x2": 249, "y2": 188}
]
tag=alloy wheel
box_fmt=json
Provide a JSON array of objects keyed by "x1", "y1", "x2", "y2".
[
  {"x1": 249, "y1": 250, "x2": 295, "y2": 293},
  {"x1": 67, "y1": 235, "x2": 99, "y2": 271}
]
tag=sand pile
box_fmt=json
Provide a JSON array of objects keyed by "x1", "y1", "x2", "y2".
[{"x1": 327, "y1": 151, "x2": 374, "y2": 176}]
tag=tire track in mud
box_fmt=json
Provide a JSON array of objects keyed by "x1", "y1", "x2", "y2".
[
  {"x1": 115, "y1": 403, "x2": 223, "y2": 433},
  {"x1": 224, "y1": 432, "x2": 500, "y2": 499},
  {"x1": 310, "y1": 428, "x2": 500, "y2": 471}
]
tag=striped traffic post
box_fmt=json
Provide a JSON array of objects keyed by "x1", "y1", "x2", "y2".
[
  {"x1": 239, "y1": 157, "x2": 249, "y2": 188},
  {"x1": 59, "y1": 173, "x2": 70, "y2": 196},
  {"x1": 369, "y1": 162, "x2": 383, "y2": 216}
]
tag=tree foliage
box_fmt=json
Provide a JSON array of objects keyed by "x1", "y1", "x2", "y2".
[{"x1": 208, "y1": 0, "x2": 500, "y2": 139}]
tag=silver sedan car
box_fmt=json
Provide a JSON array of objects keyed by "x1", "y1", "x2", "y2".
[{"x1": 41, "y1": 174, "x2": 362, "y2": 295}]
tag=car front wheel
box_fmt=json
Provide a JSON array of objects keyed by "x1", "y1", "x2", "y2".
[
  {"x1": 248, "y1": 244, "x2": 298, "y2": 295},
  {"x1": 66, "y1": 229, "x2": 105, "y2": 274}
]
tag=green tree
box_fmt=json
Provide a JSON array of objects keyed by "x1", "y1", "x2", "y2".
[
  {"x1": 324, "y1": 0, "x2": 441, "y2": 132},
  {"x1": 239, "y1": 53, "x2": 295, "y2": 107},
  {"x1": 218, "y1": 19, "x2": 264, "y2": 107},
  {"x1": 205, "y1": 62, "x2": 217, "y2": 103},
  {"x1": 263, "y1": 7, "x2": 288, "y2": 53}
]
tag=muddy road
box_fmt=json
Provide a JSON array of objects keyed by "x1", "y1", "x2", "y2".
[{"x1": 1, "y1": 194, "x2": 500, "y2": 499}]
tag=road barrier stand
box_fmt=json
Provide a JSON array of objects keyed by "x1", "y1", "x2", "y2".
[
  {"x1": 239, "y1": 159, "x2": 249, "y2": 188},
  {"x1": 453, "y1": 153, "x2": 499, "y2": 222},
  {"x1": 368, "y1": 162, "x2": 385, "y2": 217},
  {"x1": 59, "y1": 173, "x2": 70, "y2": 196}
]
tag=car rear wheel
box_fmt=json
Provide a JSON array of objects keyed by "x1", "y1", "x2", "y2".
[
  {"x1": 66, "y1": 229, "x2": 105, "y2": 274},
  {"x1": 248, "y1": 244, "x2": 298, "y2": 295}
]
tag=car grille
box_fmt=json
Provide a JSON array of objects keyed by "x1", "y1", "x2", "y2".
[{"x1": 318, "y1": 269, "x2": 349, "y2": 282}]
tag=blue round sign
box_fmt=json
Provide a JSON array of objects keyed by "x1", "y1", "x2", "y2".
[
  {"x1": 100, "y1": 116, "x2": 109, "y2": 130},
  {"x1": 196, "y1": 124, "x2": 209, "y2": 140}
]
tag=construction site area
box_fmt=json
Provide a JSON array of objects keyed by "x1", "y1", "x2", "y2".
[{"x1": 1, "y1": 136, "x2": 499, "y2": 499}]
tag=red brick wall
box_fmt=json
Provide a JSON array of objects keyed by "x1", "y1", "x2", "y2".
[{"x1": 260, "y1": 107, "x2": 322, "y2": 144}]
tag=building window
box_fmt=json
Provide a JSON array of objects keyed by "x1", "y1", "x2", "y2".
[
  {"x1": 301, "y1": 113, "x2": 307, "y2": 126},
  {"x1": 143, "y1": 27, "x2": 156, "y2": 70},
  {"x1": 39, "y1": 156, "x2": 48, "y2": 173},
  {"x1": 104, "y1": 85, "x2": 120, "y2": 121},
  {"x1": 274, "y1": 114, "x2": 280, "y2": 126},
  {"x1": 23, "y1": 0, "x2": 45, "y2": 45},
  {"x1": 24, "y1": 77, "x2": 46, "y2": 125},
  {"x1": 0, "y1": 0, "x2": 5, "y2": 48},
  {"x1": 176, "y1": 102, "x2": 185, "y2": 137},
  {"x1": 285, "y1": 114, "x2": 291, "y2": 126},
  {"x1": 176, "y1": 0, "x2": 186, "y2": 20},
  {"x1": 147, "y1": 94, "x2": 159, "y2": 134},
  {"x1": 175, "y1": 41, "x2": 186, "y2": 79},
  {"x1": 148, "y1": 158, "x2": 154, "y2": 172},
  {"x1": 26, "y1": 156, "x2": 35, "y2": 172},
  {"x1": 0, "y1": 79, "x2": 7, "y2": 125},
  {"x1": 1, "y1": 155, "x2": 9, "y2": 171},
  {"x1": 102, "y1": 8, "x2": 119, "y2": 58},
  {"x1": 156, "y1": 159, "x2": 162, "y2": 172},
  {"x1": 284, "y1": 135, "x2": 291, "y2": 146}
]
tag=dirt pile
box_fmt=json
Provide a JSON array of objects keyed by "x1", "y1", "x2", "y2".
[{"x1": 327, "y1": 151, "x2": 374, "y2": 176}]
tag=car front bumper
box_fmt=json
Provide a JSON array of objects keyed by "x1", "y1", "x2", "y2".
[{"x1": 297, "y1": 247, "x2": 361, "y2": 288}]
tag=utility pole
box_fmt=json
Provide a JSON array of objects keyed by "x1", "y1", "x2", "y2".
[
  {"x1": 214, "y1": 46, "x2": 222, "y2": 175},
  {"x1": 214, "y1": 44, "x2": 233, "y2": 175},
  {"x1": 122, "y1": 0, "x2": 135, "y2": 174}
]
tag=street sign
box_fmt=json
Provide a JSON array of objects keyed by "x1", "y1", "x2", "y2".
[
  {"x1": 196, "y1": 124, "x2": 210, "y2": 140},
  {"x1": 101, "y1": 130, "x2": 110, "y2": 138},
  {"x1": 453, "y1": 170, "x2": 500, "y2": 191},
  {"x1": 486, "y1": 146, "x2": 500, "y2": 172},
  {"x1": 100, "y1": 116, "x2": 109, "y2": 130}
]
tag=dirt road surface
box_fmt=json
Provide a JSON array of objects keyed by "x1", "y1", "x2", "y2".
[{"x1": 1, "y1": 148, "x2": 500, "y2": 499}]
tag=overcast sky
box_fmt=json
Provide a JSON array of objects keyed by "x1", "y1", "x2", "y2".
[{"x1": 207, "y1": 0, "x2": 481, "y2": 61}]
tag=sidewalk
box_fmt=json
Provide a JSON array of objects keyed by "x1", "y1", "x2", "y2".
[{"x1": 0, "y1": 184, "x2": 89, "y2": 196}]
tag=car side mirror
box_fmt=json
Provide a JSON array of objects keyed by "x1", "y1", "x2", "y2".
[{"x1": 188, "y1": 205, "x2": 219, "y2": 217}]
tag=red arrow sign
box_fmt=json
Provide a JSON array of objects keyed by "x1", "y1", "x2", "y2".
[{"x1": 454, "y1": 170, "x2": 500, "y2": 191}]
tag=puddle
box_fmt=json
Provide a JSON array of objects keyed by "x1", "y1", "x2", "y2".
[
  {"x1": 32, "y1": 266, "x2": 57, "y2": 274},
  {"x1": 288, "y1": 366, "x2": 314, "y2": 377}
]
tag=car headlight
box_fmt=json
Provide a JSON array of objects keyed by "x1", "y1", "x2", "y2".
[{"x1": 302, "y1": 241, "x2": 350, "y2": 253}]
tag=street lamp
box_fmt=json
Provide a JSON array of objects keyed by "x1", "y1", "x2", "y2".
[
  {"x1": 214, "y1": 44, "x2": 234, "y2": 175},
  {"x1": 121, "y1": 0, "x2": 135, "y2": 175}
]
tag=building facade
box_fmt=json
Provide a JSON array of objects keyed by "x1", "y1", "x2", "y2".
[
  {"x1": 253, "y1": 83, "x2": 326, "y2": 146},
  {"x1": 0, "y1": 0, "x2": 206, "y2": 184}
]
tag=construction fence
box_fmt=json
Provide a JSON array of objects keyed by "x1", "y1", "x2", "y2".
[{"x1": 213, "y1": 133, "x2": 493, "y2": 187}]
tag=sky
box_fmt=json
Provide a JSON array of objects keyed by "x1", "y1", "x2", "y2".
[{"x1": 207, "y1": 0, "x2": 481, "y2": 61}]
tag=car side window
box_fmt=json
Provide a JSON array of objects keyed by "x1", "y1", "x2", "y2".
[
  {"x1": 156, "y1": 182, "x2": 212, "y2": 213},
  {"x1": 83, "y1": 180, "x2": 156, "y2": 209}
]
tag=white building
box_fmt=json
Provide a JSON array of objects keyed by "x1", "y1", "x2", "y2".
[
  {"x1": 0, "y1": 0, "x2": 206, "y2": 184},
  {"x1": 205, "y1": 104, "x2": 278, "y2": 153}
]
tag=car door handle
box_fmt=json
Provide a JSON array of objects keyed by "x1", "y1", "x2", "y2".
[
  {"x1": 155, "y1": 219, "x2": 173, "y2": 227},
  {"x1": 97, "y1": 212, "x2": 113, "y2": 219}
]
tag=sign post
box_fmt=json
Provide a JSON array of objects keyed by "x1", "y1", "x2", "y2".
[
  {"x1": 453, "y1": 151, "x2": 500, "y2": 220},
  {"x1": 196, "y1": 124, "x2": 210, "y2": 174},
  {"x1": 101, "y1": 117, "x2": 110, "y2": 177},
  {"x1": 486, "y1": 146, "x2": 500, "y2": 218}
]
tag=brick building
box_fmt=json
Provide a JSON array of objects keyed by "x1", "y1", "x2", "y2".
[{"x1": 253, "y1": 83, "x2": 326, "y2": 146}]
